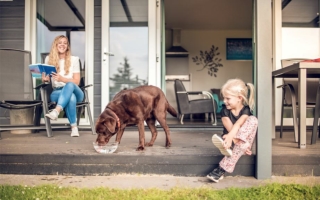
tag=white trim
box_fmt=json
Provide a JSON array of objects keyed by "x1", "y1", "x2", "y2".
[
  {"x1": 148, "y1": 0, "x2": 157, "y2": 87},
  {"x1": 86, "y1": 0, "x2": 95, "y2": 122},
  {"x1": 272, "y1": 0, "x2": 282, "y2": 134},
  {"x1": 156, "y1": 0, "x2": 161, "y2": 88},
  {"x1": 24, "y1": 0, "x2": 36, "y2": 63},
  {"x1": 101, "y1": 0, "x2": 110, "y2": 112}
]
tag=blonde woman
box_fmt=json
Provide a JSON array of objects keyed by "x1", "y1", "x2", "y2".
[
  {"x1": 42, "y1": 35, "x2": 84, "y2": 137},
  {"x1": 207, "y1": 78, "x2": 258, "y2": 183}
]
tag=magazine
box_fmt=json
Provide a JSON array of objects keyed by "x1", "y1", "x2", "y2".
[{"x1": 29, "y1": 64, "x2": 57, "y2": 78}]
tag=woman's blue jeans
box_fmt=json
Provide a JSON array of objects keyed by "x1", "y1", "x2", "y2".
[{"x1": 50, "y1": 82, "x2": 84, "y2": 126}]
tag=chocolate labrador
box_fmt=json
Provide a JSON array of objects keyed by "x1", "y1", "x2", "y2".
[{"x1": 95, "y1": 85, "x2": 177, "y2": 151}]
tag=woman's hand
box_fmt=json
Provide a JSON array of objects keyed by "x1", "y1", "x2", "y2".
[
  {"x1": 51, "y1": 72, "x2": 62, "y2": 82},
  {"x1": 41, "y1": 72, "x2": 50, "y2": 82},
  {"x1": 222, "y1": 134, "x2": 233, "y2": 149}
]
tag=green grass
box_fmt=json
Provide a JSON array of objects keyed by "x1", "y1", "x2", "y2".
[{"x1": 1, "y1": 183, "x2": 320, "y2": 200}]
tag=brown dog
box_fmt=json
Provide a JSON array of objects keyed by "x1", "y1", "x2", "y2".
[{"x1": 95, "y1": 85, "x2": 178, "y2": 151}]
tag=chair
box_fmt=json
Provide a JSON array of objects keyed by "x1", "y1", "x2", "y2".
[
  {"x1": 311, "y1": 81, "x2": 320, "y2": 144},
  {"x1": 174, "y1": 79, "x2": 217, "y2": 125},
  {"x1": 0, "y1": 48, "x2": 53, "y2": 139},
  {"x1": 41, "y1": 52, "x2": 49, "y2": 63},
  {"x1": 34, "y1": 69, "x2": 95, "y2": 137},
  {"x1": 278, "y1": 58, "x2": 319, "y2": 143},
  {"x1": 210, "y1": 88, "x2": 224, "y2": 114}
]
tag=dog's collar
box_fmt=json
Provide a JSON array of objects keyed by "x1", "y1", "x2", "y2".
[{"x1": 107, "y1": 107, "x2": 120, "y2": 130}]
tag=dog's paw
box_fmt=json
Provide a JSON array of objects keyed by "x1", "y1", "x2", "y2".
[
  {"x1": 136, "y1": 146, "x2": 145, "y2": 151},
  {"x1": 145, "y1": 142, "x2": 153, "y2": 147}
]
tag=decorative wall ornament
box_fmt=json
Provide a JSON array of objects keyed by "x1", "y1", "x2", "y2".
[{"x1": 192, "y1": 45, "x2": 223, "y2": 77}]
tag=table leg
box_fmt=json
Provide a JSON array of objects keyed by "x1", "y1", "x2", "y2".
[
  {"x1": 298, "y1": 69, "x2": 307, "y2": 149},
  {"x1": 272, "y1": 77, "x2": 275, "y2": 139}
]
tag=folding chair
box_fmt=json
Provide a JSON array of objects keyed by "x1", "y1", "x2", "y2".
[
  {"x1": 277, "y1": 58, "x2": 319, "y2": 143},
  {"x1": 33, "y1": 66, "x2": 95, "y2": 136},
  {"x1": 0, "y1": 48, "x2": 53, "y2": 138}
]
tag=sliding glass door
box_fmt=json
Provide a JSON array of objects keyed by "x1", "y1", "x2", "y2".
[{"x1": 101, "y1": 0, "x2": 160, "y2": 109}]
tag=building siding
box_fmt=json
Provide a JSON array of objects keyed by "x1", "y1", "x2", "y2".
[
  {"x1": 0, "y1": 0, "x2": 25, "y2": 124},
  {"x1": 0, "y1": 0, "x2": 25, "y2": 49},
  {"x1": 94, "y1": 0, "x2": 102, "y2": 119}
]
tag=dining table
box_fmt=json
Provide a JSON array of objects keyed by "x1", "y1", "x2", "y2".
[{"x1": 272, "y1": 61, "x2": 320, "y2": 149}]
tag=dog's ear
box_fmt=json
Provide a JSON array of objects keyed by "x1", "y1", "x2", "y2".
[{"x1": 104, "y1": 117, "x2": 117, "y2": 133}]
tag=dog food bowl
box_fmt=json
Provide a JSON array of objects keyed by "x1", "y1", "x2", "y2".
[{"x1": 93, "y1": 142, "x2": 118, "y2": 154}]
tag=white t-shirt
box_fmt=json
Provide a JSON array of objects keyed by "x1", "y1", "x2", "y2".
[{"x1": 45, "y1": 56, "x2": 80, "y2": 88}]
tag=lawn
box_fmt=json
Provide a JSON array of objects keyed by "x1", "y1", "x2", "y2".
[{"x1": 1, "y1": 183, "x2": 320, "y2": 200}]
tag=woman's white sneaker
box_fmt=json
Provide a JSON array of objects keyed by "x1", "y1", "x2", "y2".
[
  {"x1": 45, "y1": 109, "x2": 59, "y2": 120},
  {"x1": 71, "y1": 127, "x2": 79, "y2": 137}
]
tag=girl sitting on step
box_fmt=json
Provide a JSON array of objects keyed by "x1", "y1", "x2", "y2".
[{"x1": 207, "y1": 78, "x2": 258, "y2": 183}]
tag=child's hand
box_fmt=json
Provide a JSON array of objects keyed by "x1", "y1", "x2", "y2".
[
  {"x1": 222, "y1": 134, "x2": 233, "y2": 149},
  {"x1": 245, "y1": 149, "x2": 252, "y2": 155},
  {"x1": 41, "y1": 72, "x2": 50, "y2": 82}
]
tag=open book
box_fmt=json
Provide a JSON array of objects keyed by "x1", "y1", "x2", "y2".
[{"x1": 29, "y1": 64, "x2": 57, "y2": 78}]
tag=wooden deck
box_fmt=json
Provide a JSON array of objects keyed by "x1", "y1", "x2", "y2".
[
  {"x1": 273, "y1": 130, "x2": 320, "y2": 155},
  {"x1": 0, "y1": 118, "x2": 319, "y2": 177}
]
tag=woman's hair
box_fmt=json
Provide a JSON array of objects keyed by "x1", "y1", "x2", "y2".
[
  {"x1": 48, "y1": 35, "x2": 71, "y2": 75},
  {"x1": 221, "y1": 78, "x2": 255, "y2": 112}
]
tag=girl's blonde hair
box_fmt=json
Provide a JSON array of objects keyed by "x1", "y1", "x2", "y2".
[
  {"x1": 48, "y1": 35, "x2": 71, "y2": 75},
  {"x1": 221, "y1": 78, "x2": 255, "y2": 112}
]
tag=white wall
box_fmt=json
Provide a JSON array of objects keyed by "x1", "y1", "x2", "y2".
[
  {"x1": 282, "y1": 28, "x2": 320, "y2": 59},
  {"x1": 166, "y1": 29, "x2": 253, "y2": 92},
  {"x1": 281, "y1": 27, "x2": 320, "y2": 125}
]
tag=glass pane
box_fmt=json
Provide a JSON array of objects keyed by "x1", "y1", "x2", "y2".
[
  {"x1": 70, "y1": 31, "x2": 85, "y2": 78},
  {"x1": 109, "y1": 27, "x2": 148, "y2": 100},
  {"x1": 282, "y1": 0, "x2": 319, "y2": 27},
  {"x1": 110, "y1": 0, "x2": 148, "y2": 26},
  {"x1": 36, "y1": 19, "x2": 64, "y2": 63},
  {"x1": 109, "y1": 0, "x2": 148, "y2": 101}
]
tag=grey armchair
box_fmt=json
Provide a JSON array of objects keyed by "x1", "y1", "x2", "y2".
[{"x1": 174, "y1": 79, "x2": 217, "y2": 125}]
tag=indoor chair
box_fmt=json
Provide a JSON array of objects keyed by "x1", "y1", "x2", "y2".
[
  {"x1": 311, "y1": 82, "x2": 320, "y2": 144},
  {"x1": 174, "y1": 79, "x2": 217, "y2": 125},
  {"x1": 277, "y1": 58, "x2": 318, "y2": 142},
  {"x1": 210, "y1": 88, "x2": 224, "y2": 114}
]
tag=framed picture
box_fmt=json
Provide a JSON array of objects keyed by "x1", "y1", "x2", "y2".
[{"x1": 226, "y1": 38, "x2": 252, "y2": 60}]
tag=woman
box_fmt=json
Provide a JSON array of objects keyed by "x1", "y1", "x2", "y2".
[{"x1": 42, "y1": 35, "x2": 84, "y2": 137}]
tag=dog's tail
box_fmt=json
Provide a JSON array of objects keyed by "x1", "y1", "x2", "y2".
[{"x1": 167, "y1": 103, "x2": 178, "y2": 117}]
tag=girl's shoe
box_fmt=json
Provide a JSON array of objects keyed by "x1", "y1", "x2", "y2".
[
  {"x1": 206, "y1": 166, "x2": 226, "y2": 183},
  {"x1": 212, "y1": 134, "x2": 233, "y2": 157},
  {"x1": 45, "y1": 109, "x2": 59, "y2": 120}
]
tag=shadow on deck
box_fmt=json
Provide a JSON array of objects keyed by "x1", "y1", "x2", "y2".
[{"x1": 0, "y1": 118, "x2": 319, "y2": 177}]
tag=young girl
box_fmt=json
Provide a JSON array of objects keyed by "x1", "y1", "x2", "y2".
[
  {"x1": 207, "y1": 78, "x2": 258, "y2": 183},
  {"x1": 42, "y1": 35, "x2": 84, "y2": 137}
]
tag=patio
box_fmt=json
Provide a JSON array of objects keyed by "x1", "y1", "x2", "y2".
[{"x1": 0, "y1": 119, "x2": 319, "y2": 177}]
